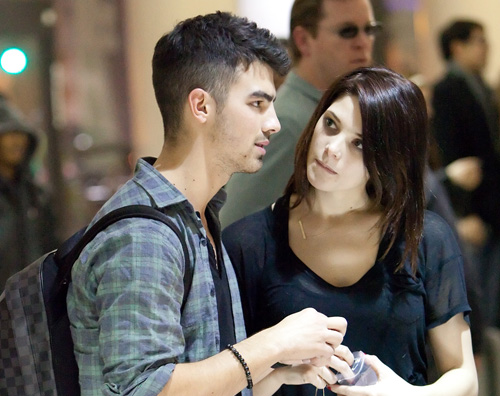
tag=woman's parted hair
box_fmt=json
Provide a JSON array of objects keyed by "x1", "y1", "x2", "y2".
[
  {"x1": 152, "y1": 11, "x2": 290, "y2": 142},
  {"x1": 286, "y1": 66, "x2": 428, "y2": 273}
]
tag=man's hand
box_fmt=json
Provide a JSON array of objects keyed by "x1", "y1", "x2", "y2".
[
  {"x1": 457, "y1": 214, "x2": 488, "y2": 247},
  {"x1": 445, "y1": 157, "x2": 483, "y2": 191},
  {"x1": 273, "y1": 346, "x2": 355, "y2": 390},
  {"x1": 267, "y1": 308, "x2": 347, "y2": 365}
]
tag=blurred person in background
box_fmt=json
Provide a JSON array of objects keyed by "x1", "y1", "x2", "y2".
[
  {"x1": 432, "y1": 20, "x2": 500, "y2": 329},
  {"x1": 411, "y1": 73, "x2": 485, "y2": 370},
  {"x1": 221, "y1": 0, "x2": 380, "y2": 227},
  {"x1": 0, "y1": 93, "x2": 58, "y2": 292}
]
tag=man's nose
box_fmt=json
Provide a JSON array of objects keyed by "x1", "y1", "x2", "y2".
[
  {"x1": 353, "y1": 30, "x2": 374, "y2": 49},
  {"x1": 264, "y1": 106, "x2": 281, "y2": 136}
]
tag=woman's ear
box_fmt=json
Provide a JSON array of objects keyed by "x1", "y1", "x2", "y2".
[{"x1": 187, "y1": 88, "x2": 214, "y2": 124}]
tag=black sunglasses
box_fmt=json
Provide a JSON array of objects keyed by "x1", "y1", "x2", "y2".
[{"x1": 333, "y1": 21, "x2": 383, "y2": 39}]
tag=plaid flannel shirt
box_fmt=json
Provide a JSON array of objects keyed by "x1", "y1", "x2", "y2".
[{"x1": 67, "y1": 158, "x2": 249, "y2": 396}]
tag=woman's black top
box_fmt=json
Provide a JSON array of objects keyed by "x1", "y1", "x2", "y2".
[{"x1": 223, "y1": 195, "x2": 470, "y2": 396}]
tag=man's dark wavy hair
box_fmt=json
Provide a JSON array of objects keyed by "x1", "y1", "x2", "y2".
[
  {"x1": 152, "y1": 11, "x2": 290, "y2": 141},
  {"x1": 286, "y1": 66, "x2": 428, "y2": 273}
]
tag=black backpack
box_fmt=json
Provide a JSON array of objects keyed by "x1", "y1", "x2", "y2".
[{"x1": 0, "y1": 205, "x2": 192, "y2": 396}]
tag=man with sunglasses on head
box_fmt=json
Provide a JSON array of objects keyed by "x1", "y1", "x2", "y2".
[{"x1": 221, "y1": 0, "x2": 380, "y2": 227}]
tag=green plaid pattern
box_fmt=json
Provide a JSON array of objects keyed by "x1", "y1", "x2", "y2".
[{"x1": 67, "y1": 158, "x2": 249, "y2": 396}]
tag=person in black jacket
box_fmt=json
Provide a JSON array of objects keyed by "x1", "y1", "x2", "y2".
[
  {"x1": 432, "y1": 20, "x2": 500, "y2": 328},
  {"x1": 0, "y1": 94, "x2": 58, "y2": 291}
]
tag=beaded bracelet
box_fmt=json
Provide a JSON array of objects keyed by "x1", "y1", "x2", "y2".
[{"x1": 227, "y1": 344, "x2": 253, "y2": 389}]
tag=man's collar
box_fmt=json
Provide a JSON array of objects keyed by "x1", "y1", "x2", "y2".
[
  {"x1": 448, "y1": 61, "x2": 480, "y2": 78},
  {"x1": 135, "y1": 157, "x2": 227, "y2": 215}
]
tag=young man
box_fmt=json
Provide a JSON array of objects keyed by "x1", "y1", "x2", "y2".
[
  {"x1": 67, "y1": 12, "x2": 349, "y2": 396},
  {"x1": 221, "y1": 0, "x2": 379, "y2": 226},
  {"x1": 0, "y1": 94, "x2": 57, "y2": 291}
]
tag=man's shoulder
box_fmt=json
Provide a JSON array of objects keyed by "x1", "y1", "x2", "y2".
[
  {"x1": 274, "y1": 72, "x2": 321, "y2": 117},
  {"x1": 434, "y1": 71, "x2": 468, "y2": 92},
  {"x1": 433, "y1": 74, "x2": 473, "y2": 109},
  {"x1": 275, "y1": 81, "x2": 305, "y2": 104},
  {"x1": 97, "y1": 158, "x2": 187, "y2": 219},
  {"x1": 96, "y1": 178, "x2": 149, "y2": 214},
  {"x1": 274, "y1": 88, "x2": 319, "y2": 135}
]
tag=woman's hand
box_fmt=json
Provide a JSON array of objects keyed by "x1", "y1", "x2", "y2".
[{"x1": 330, "y1": 355, "x2": 417, "y2": 396}]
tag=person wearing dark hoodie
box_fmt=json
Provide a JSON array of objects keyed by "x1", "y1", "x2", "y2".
[{"x1": 0, "y1": 94, "x2": 58, "y2": 292}]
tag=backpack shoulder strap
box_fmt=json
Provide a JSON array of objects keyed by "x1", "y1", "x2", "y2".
[{"x1": 56, "y1": 204, "x2": 193, "y2": 311}]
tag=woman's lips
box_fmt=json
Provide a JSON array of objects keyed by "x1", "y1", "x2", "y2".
[{"x1": 316, "y1": 159, "x2": 337, "y2": 174}]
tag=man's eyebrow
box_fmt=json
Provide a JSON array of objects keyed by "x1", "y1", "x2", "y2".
[{"x1": 250, "y1": 90, "x2": 275, "y2": 102}]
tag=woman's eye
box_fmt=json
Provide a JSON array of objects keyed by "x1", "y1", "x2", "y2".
[
  {"x1": 353, "y1": 139, "x2": 363, "y2": 149},
  {"x1": 324, "y1": 117, "x2": 336, "y2": 129}
]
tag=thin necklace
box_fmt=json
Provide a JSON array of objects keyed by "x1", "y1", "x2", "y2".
[
  {"x1": 298, "y1": 203, "x2": 368, "y2": 240},
  {"x1": 298, "y1": 219, "x2": 307, "y2": 239},
  {"x1": 297, "y1": 217, "x2": 340, "y2": 240},
  {"x1": 314, "y1": 387, "x2": 325, "y2": 396}
]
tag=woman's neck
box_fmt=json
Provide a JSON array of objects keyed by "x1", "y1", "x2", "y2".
[
  {"x1": 289, "y1": 192, "x2": 382, "y2": 254},
  {"x1": 304, "y1": 189, "x2": 372, "y2": 218}
]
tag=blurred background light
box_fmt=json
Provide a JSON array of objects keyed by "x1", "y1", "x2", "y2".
[{"x1": 0, "y1": 47, "x2": 28, "y2": 74}]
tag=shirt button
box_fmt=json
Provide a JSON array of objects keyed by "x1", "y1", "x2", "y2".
[{"x1": 200, "y1": 238, "x2": 207, "y2": 246}]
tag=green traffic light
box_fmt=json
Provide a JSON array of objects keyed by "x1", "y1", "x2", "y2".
[{"x1": 1, "y1": 48, "x2": 28, "y2": 74}]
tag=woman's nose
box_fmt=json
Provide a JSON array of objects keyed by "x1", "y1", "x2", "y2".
[{"x1": 325, "y1": 139, "x2": 343, "y2": 159}]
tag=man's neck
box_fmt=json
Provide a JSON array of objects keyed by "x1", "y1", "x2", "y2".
[
  {"x1": 154, "y1": 145, "x2": 228, "y2": 216},
  {"x1": 294, "y1": 62, "x2": 330, "y2": 91},
  {"x1": 451, "y1": 59, "x2": 481, "y2": 76}
]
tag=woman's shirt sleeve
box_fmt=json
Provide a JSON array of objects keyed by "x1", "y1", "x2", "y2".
[{"x1": 421, "y1": 211, "x2": 471, "y2": 329}]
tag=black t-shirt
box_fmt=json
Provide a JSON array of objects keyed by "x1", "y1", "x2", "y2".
[
  {"x1": 207, "y1": 240, "x2": 236, "y2": 350},
  {"x1": 206, "y1": 213, "x2": 240, "y2": 396},
  {"x1": 200, "y1": 210, "x2": 236, "y2": 351},
  {"x1": 223, "y1": 195, "x2": 470, "y2": 396}
]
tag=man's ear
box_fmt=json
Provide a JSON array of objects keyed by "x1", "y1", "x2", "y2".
[
  {"x1": 292, "y1": 25, "x2": 313, "y2": 58},
  {"x1": 450, "y1": 39, "x2": 464, "y2": 59},
  {"x1": 187, "y1": 88, "x2": 214, "y2": 124}
]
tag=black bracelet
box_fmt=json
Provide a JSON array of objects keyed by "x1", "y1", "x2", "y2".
[{"x1": 227, "y1": 344, "x2": 253, "y2": 389}]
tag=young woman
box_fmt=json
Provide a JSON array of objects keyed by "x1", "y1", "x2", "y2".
[{"x1": 223, "y1": 67, "x2": 477, "y2": 396}]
